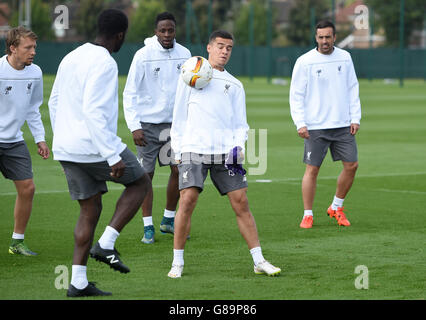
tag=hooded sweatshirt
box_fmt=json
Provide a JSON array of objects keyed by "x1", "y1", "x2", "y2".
[{"x1": 123, "y1": 35, "x2": 191, "y2": 132}]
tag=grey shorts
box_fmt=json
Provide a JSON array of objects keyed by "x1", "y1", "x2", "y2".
[
  {"x1": 60, "y1": 147, "x2": 145, "y2": 200},
  {"x1": 178, "y1": 153, "x2": 248, "y2": 196},
  {"x1": 0, "y1": 141, "x2": 33, "y2": 180},
  {"x1": 303, "y1": 126, "x2": 358, "y2": 167},
  {"x1": 136, "y1": 122, "x2": 175, "y2": 173}
]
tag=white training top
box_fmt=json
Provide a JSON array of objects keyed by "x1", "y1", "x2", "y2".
[
  {"x1": 171, "y1": 68, "x2": 249, "y2": 160},
  {"x1": 0, "y1": 55, "x2": 45, "y2": 143},
  {"x1": 123, "y1": 35, "x2": 191, "y2": 131},
  {"x1": 289, "y1": 47, "x2": 361, "y2": 130},
  {"x1": 48, "y1": 43, "x2": 126, "y2": 166}
]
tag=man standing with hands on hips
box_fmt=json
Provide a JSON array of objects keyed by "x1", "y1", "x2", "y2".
[{"x1": 289, "y1": 21, "x2": 361, "y2": 229}]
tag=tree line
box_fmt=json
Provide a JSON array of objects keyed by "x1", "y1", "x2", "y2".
[{"x1": 1, "y1": 0, "x2": 424, "y2": 47}]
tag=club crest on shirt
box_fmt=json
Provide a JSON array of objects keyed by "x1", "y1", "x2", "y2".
[
  {"x1": 4, "y1": 86, "x2": 12, "y2": 95},
  {"x1": 338, "y1": 65, "x2": 342, "y2": 73},
  {"x1": 154, "y1": 67, "x2": 160, "y2": 77},
  {"x1": 224, "y1": 84, "x2": 230, "y2": 94},
  {"x1": 182, "y1": 170, "x2": 189, "y2": 183},
  {"x1": 27, "y1": 82, "x2": 32, "y2": 94},
  {"x1": 316, "y1": 69, "x2": 322, "y2": 77}
]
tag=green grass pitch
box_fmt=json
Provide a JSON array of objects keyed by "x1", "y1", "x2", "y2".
[{"x1": 0, "y1": 76, "x2": 425, "y2": 300}]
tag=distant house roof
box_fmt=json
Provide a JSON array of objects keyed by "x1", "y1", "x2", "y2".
[{"x1": 335, "y1": 0, "x2": 365, "y2": 24}]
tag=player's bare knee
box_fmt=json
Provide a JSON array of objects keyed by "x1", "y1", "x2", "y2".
[
  {"x1": 230, "y1": 190, "x2": 250, "y2": 213},
  {"x1": 344, "y1": 161, "x2": 358, "y2": 173},
  {"x1": 79, "y1": 199, "x2": 102, "y2": 217},
  {"x1": 305, "y1": 165, "x2": 320, "y2": 177},
  {"x1": 131, "y1": 173, "x2": 152, "y2": 194},
  {"x1": 17, "y1": 180, "x2": 35, "y2": 198},
  {"x1": 179, "y1": 190, "x2": 198, "y2": 210}
]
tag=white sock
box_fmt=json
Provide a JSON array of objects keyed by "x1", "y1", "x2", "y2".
[
  {"x1": 98, "y1": 226, "x2": 120, "y2": 250},
  {"x1": 71, "y1": 265, "x2": 88, "y2": 290},
  {"x1": 12, "y1": 232, "x2": 25, "y2": 240},
  {"x1": 250, "y1": 247, "x2": 265, "y2": 266},
  {"x1": 304, "y1": 210, "x2": 313, "y2": 217},
  {"x1": 172, "y1": 249, "x2": 184, "y2": 266},
  {"x1": 143, "y1": 216, "x2": 153, "y2": 227},
  {"x1": 164, "y1": 209, "x2": 176, "y2": 218},
  {"x1": 331, "y1": 196, "x2": 344, "y2": 210}
]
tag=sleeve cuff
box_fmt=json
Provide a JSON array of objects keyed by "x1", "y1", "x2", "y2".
[
  {"x1": 296, "y1": 122, "x2": 306, "y2": 130},
  {"x1": 34, "y1": 136, "x2": 45, "y2": 144},
  {"x1": 107, "y1": 154, "x2": 122, "y2": 166},
  {"x1": 129, "y1": 123, "x2": 142, "y2": 132}
]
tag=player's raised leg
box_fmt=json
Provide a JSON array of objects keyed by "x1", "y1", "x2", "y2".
[{"x1": 91, "y1": 174, "x2": 151, "y2": 273}]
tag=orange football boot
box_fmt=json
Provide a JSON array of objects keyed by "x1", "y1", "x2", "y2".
[
  {"x1": 300, "y1": 215, "x2": 313, "y2": 228},
  {"x1": 327, "y1": 206, "x2": 350, "y2": 226}
]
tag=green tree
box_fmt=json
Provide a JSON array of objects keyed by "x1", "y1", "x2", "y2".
[
  {"x1": 76, "y1": 0, "x2": 105, "y2": 41},
  {"x1": 233, "y1": 0, "x2": 275, "y2": 46},
  {"x1": 126, "y1": 0, "x2": 166, "y2": 43},
  {"x1": 368, "y1": 0, "x2": 425, "y2": 46},
  {"x1": 162, "y1": 0, "x2": 236, "y2": 44},
  {"x1": 191, "y1": 0, "x2": 234, "y2": 43},
  {"x1": 10, "y1": 0, "x2": 55, "y2": 40},
  {"x1": 286, "y1": 0, "x2": 329, "y2": 46}
]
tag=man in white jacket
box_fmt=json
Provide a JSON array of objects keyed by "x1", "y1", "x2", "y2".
[
  {"x1": 1, "y1": 27, "x2": 50, "y2": 257},
  {"x1": 289, "y1": 21, "x2": 361, "y2": 229},
  {"x1": 49, "y1": 9, "x2": 151, "y2": 297},
  {"x1": 167, "y1": 30, "x2": 281, "y2": 279},
  {"x1": 123, "y1": 12, "x2": 191, "y2": 244}
]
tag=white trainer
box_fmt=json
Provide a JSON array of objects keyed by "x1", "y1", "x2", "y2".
[
  {"x1": 168, "y1": 264, "x2": 184, "y2": 278},
  {"x1": 254, "y1": 260, "x2": 281, "y2": 276}
]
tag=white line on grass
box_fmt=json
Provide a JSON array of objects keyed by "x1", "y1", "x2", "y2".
[
  {"x1": 1, "y1": 171, "x2": 425, "y2": 196},
  {"x1": 0, "y1": 184, "x2": 167, "y2": 196}
]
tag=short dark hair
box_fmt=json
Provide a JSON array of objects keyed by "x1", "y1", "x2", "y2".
[
  {"x1": 155, "y1": 12, "x2": 176, "y2": 27},
  {"x1": 97, "y1": 9, "x2": 128, "y2": 38},
  {"x1": 316, "y1": 20, "x2": 336, "y2": 35},
  {"x1": 209, "y1": 30, "x2": 234, "y2": 43}
]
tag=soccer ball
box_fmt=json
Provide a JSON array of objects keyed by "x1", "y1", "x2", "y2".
[{"x1": 181, "y1": 56, "x2": 213, "y2": 89}]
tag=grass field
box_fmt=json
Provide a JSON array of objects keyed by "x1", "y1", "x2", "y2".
[{"x1": 0, "y1": 76, "x2": 425, "y2": 300}]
